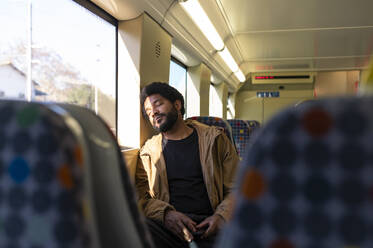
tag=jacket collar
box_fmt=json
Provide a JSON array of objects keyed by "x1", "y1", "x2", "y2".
[{"x1": 140, "y1": 119, "x2": 224, "y2": 156}]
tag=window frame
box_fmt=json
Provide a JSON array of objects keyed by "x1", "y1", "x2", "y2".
[{"x1": 73, "y1": 0, "x2": 118, "y2": 26}]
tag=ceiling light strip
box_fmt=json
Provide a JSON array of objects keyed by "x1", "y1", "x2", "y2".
[
  {"x1": 180, "y1": 0, "x2": 224, "y2": 51},
  {"x1": 180, "y1": 0, "x2": 246, "y2": 82}
]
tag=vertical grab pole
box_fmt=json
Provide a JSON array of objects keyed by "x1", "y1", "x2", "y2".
[{"x1": 26, "y1": 0, "x2": 33, "y2": 102}]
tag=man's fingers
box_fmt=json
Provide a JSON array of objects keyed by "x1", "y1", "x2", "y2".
[
  {"x1": 177, "y1": 220, "x2": 194, "y2": 242},
  {"x1": 181, "y1": 215, "x2": 197, "y2": 232},
  {"x1": 181, "y1": 217, "x2": 196, "y2": 231},
  {"x1": 187, "y1": 222, "x2": 197, "y2": 233},
  {"x1": 196, "y1": 220, "x2": 209, "y2": 229}
]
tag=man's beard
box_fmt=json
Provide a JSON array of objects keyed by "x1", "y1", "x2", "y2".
[{"x1": 153, "y1": 107, "x2": 178, "y2": 132}]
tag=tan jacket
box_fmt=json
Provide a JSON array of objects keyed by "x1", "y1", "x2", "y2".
[{"x1": 135, "y1": 120, "x2": 239, "y2": 224}]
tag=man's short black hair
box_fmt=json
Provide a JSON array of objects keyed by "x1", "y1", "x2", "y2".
[{"x1": 140, "y1": 82, "x2": 185, "y2": 119}]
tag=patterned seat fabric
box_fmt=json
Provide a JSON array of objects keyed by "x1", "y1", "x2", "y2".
[
  {"x1": 0, "y1": 100, "x2": 88, "y2": 247},
  {"x1": 228, "y1": 119, "x2": 261, "y2": 158},
  {"x1": 188, "y1": 116, "x2": 235, "y2": 145},
  {"x1": 246, "y1": 120, "x2": 260, "y2": 129},
  {"x1": 218, "y1": 97, "x2": 373, "y2": 248}
]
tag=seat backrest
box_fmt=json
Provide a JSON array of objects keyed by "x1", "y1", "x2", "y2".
[
  {"x1": 227, "y1": 119, "x2": 260, "y2": 158},
  {"x1": 245, "y1": 120, "x2": 261, "y2": 130},
  {"x1": 0, "y1": 100, "x2": 90, "y2": 247},
  {"x1": 0, "y1": 100, "x2": 153, "y2": 248},
  {"x1": 218, "y1": 97, "x2": 373, "y2": 248},
  {"x1": 188, "y1": 116, "x2": 235, "y2": 145},
  {"x1": 59, "y1": 104, "x2": 153, "y2": 248}
]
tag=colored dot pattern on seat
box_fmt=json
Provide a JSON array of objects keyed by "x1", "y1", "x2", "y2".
[
  {"x1": 301, "y1": 108, "x2": 333, "y2": 137},
  {"x1": 74, "y1": 147, "x2": 84, "y2": 167},
  {"x1": 228, "y1": 119, "x2": 260, "y2": 157},
  {"x1": 8, "y1": 157, "x2": 30, "y2": 184},
  {"x1": 0, "y1": 101, "x2": 87, "y2": 247},
  {"x1": 217, "y1": 97, "x2": 373, "y2": 248},
  {"x1": 58, "y1": 165, "x2": 74, "y2": 190},
  {"x1": 241, "y1": 169, "x2": 266, "y2": 200},
  {"x1": 16, "y1": 105, "x2": 40, "y2": 128}
]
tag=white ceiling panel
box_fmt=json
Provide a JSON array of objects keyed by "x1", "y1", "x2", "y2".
[
  {"x1": 219, "y1": 0, "x2": 373, "y2": 32},
  {"x1": 315, "y1": 28, "x2": 373, "y2": 57},
  {"x1": 214, "y1": 0, "x2": 373, "y2": 73},
  {"x1": 314, "y1": 57, "x2": 369, "y2": 70},
  {"x1": 237, "y1": 31, "x2": 316, "y2": 59},
  {"x1": 237, "y1": 28, "x2": 373, "y2": 59}
]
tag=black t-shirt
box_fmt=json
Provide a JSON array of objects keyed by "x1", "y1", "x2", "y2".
[{"x1": 162, "y1": 128, "x2": 213, "y2": 216}]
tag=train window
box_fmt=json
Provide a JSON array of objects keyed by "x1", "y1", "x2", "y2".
[
  {"x1": 0, "y1": 0, "x2": 117, "y2": 132},
  {"x1": 209, "y1": 83, "x2": 223, "y2": 118},
  {"x1": 169, "y1": 58, "x2": 187, "y2": 115},
  {"x1": 227, "y1": 93, "x2": 235, "y2": 119}
]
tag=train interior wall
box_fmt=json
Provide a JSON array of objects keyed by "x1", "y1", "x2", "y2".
[{"x1": 235, "y1": 70, "x2": 360, "y2": 124}]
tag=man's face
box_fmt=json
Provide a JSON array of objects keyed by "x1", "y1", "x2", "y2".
[{"x1": 144, "y1": 94, "x2": 179, "y2": 132}]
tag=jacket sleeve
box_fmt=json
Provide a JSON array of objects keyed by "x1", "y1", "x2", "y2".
[
  {"x1": 214, "y1": 133, "x2": 239, "y2": 222},
  {"x1": 135, "y1": 153, "x2": 175, "y2": 224}
]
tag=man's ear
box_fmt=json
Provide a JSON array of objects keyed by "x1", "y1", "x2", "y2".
[{"x1": 174, "y1": 99, "x2": 182, "y2": 112}]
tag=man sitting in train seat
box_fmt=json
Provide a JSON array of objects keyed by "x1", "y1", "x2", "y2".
[{"x1": 136, "y1": 82, "x2": 239, "y2": 248}]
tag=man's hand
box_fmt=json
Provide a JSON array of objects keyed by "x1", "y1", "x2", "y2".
[
  {"x1": 164, "y1": 210, "x2": 197, "y2": 242},
  {"x1": 196, "y1": 214, "x2": 224, "y2": 239}
]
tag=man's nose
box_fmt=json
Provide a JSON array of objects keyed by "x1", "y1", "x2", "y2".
[{"x1": 151, "y1": 108, "x2": 160, "y2": 117}]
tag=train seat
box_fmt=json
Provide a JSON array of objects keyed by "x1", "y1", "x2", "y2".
[
  {"x1": 0, "y1": 100, "x2": 153, "y2": 247},
  {"x1": 187, "y1": 116, "x2": 235, "y2": 145},
  {"x1": 227, "y1": 119, "x2": 260, "y2": 158},
  {"x1": 217, "y1": 96, "x2": 373, "y2": 248},
  {"x1": 59, "y1": 104, "x2": 153, "y2": 248},
  {"x1": 246, "y1": 120, "x2": 261, "y2": 129},
  {"x1": 0, "y1": 100, "x2": 91, "y2": 247}
]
